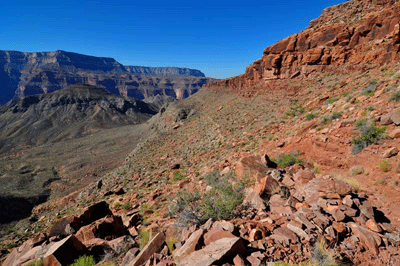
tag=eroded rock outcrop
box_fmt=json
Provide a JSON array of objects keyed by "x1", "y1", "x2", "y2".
[
  {"x1": 209, "y1": 0, "x2": 400, "y2": 90},
  {"x1": 0, "y1": 50, "x2": 213, "y2": 104}
]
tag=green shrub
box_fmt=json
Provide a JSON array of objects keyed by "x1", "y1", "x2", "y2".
[
  {"x1": 123, "y1": 202, "x2": 132, "y2": 210},
  {"x1": 330, "y1": 111, "x2": 342, "y2": 120},
  {"x1": 172, "y1": 170, "x2": 185, "y2": 182},
  {"x1": 200, "y1": 179, "x2": 244, "y2": 221},
  {"x1": 378, "y1": 160, "x2": 391, "y2": 172},
  {"x1": 138, "y1": 228, "x2": 150, "y2": 249},
  {"x1": 286, "y1": 101, "x2": 305, "y2": 117},
  {"x1": 367, "y1": 106, "x2": 374, "y2": 111},
  {"x1": 311, "y1": 239, "x2": 338, "y2": 266},
  {"x1": 26, "y1": 259, "x2": 43, "y2": 266},
  {"x1": 390, "y1": 91, "x2": 400, "y2": 102},
  {"x1": 273, "y1": 152, "x2": 302, "y2": 168},
  {"x1": 350, "y1": 165, "x2": 364, "y2": 176},
  {"x1": 351, "y1": 120, "x2": 386, "y2": 154},
  {"x1": 169, "y1": 171, "x2": 245, "y2": 225},
  {"x1": 360, "y1": 79, "x2": 378, "y2": 96},
  {"x1": 325, "y1": 98, "x2": 339, "y2": 105},
  {"x1": 70, "y1": 255, "x2": 96, "y2": 266},
  {"x1": 305, "y1": 112, "x2": 318, "y2": 121}
]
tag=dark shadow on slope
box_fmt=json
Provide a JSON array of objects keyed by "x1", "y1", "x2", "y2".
[{"x1": 0, "y1": 194, "x2": 49, "y2": 224}]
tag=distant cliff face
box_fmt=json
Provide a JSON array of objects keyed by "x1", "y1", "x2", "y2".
[
  {"x1": 125, "y1": 66, "x2": 205, "y2": 77},
  {"x1": 0, "y1": 50, "x2": 213, "y2": 104},
  {"x1": 209, "y1": 0, "x2": 400, "y2": 90}
]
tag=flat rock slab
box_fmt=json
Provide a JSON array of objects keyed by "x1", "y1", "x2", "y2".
[
  {"x1": 43, "y1": 235, "x2": 88, "y2": 266},
  {"x1": 177, "y1": 237, "x2": 245, "y2": 266},
  {"x1": 128, "y1": 232, "x2": 165, "y2": 266},
  {"x1": 173, "y1": 229, "x2": 204, "y2": 261}
]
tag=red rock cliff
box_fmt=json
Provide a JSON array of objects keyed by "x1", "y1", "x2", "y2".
[{"x1": 209, "y1": 0, "x2": 400, "y2": 90}]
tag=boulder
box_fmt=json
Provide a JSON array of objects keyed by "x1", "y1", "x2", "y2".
[
  {"x1": 235, "y1": 156, "x2": 269, "y2": 181},
  {"x1": 261, "y1": 154, "x2": 277, "y2": 169},
  {"x1": 173, "y1": 229, "x2": 204, "y2": 261},
  {"x1": 48, "y1": 216, "x2": 81, "y2": 237},
  {"x1": 390, "y1": 109, "x2": 400, "y2": 125},
  {"x1": 293, "y1": 170, "x2": 315, "y2": 186},
  {"x1": 75, "y1": 215, "x2": 128, "y2": 243},
  {"x1": 127, "y1": 232, "x2": 166, "y2": 266},
  {"x1": 243, "y1": 191, "x2": 266, "y2": 210},
  {"x1": 256, "y1": 176, "x2": 279, "y2": 197},
  {"x1": 211, "y1": 221, "x2": 236, "y2": 233},
  {"x1": 380, "y1": 113, "x2": 393, "y2": 125},
  {"x1": 78, "y1": 201, "x2": 112, "y2": 226},
  {"x1": 177, "y1": 237, "x2": 245, "y2": 266},
  {"x1": 381, "y1": 147, "x2": 398, "y2": 158},
  {"x1": 389, "y1": 128, "x2": 400, "y2": 139},
  {"x1": 204, "y1": 229, "x2": 236, "y2": 246},
  {"x1": 269, "y1": 195, "x2": 293, "y2": 216},
  {"x1": 2, "y1": 240, "x2": 36, "y2": 266},
  {"x1": 43, "y1": 235, "x2": 88, "y2": 266},
  {"x1": 347, "y1": 222, "x2": 380, "y2": 254}
]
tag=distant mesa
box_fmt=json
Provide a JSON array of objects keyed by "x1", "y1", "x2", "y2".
[{"x1": 0, "y1": 50, "x2": 214, "y2": 105}]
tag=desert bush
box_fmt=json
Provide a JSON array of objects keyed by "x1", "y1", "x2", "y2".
[
  {"x1": 305, "y1": 112, "x2": 318, "y2": 121},
  {"x1": 286, "y1": 101, "x2": 305, "y2": 117},
  {"x1": 390, "y1": 91, "x2": 400, "y2": 102},
  {"x1": 351, "y1": 120, "x2": 386, "y2": 154},
  {"x1": 138, "y1": 228, "x2": 150, "y2": 249},
  {"x1": 349, "y1": 165, "x2": 364, "y2": 176},
  {"x1": 330, "y1": 111, "x2": 342, "y2": 120},
  {"x1": 360, "y1": 79, "x2": 378, "y2": 96},
  {"x1": 169, "y1": 171, "x2": 245, "y2": 225},
  {"x1": 70, "y1": 255, "x2": 96, "y2": 266},
  {"x1": 123, "y1": 202, "x2": 132, "y2": 210},
  {"x1": 26, "y1": 260, "x2": 43, "y2": 266},
  {"x1": 273, "y1": 152, "x2": 302, "y2": 168},
  {"x1": 172, "y1": 170, "x2": 185, "y2": 182},
  {"x1": 378, "y1": 160, "x2": 391, "y2": 172},
  {"x1": 311, "y1": 239, "x2": 338, "y2": 266}
]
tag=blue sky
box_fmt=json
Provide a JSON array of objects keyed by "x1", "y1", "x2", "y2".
[{"x1": 1, "y1": 0, "x2": 345, "y2": 79}]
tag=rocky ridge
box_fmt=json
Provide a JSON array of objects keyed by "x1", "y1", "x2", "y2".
[
  {"x1": 125, "y1": 66, "x2": 205, "y2": 77},
  {"x1": 209, "y1": 0, "x2": 400, "y2": 90}
]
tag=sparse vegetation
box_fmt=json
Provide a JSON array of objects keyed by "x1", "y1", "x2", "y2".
[
  {"x1": 350, "y1": 165, "x2": 364, "y2": 176},
  {"x1": 123, "y1": 202, "x2": 133, "y2": 210},
  {"x1": 311, "y1": 239, "x2": 338, "y2": 266},
  {"x1": 26, "y1": 259, "x2": 43, "y2": 266},
  {"x1": 360, "y1": 79, "x2": 378, "y2": 96},
  {"x1": 305, "y1": 112, "x2": 318, "y2": 121},
  {"x1": 330, "y1": 111, "x2": 342, "y2": 120},
  {"x1": 378, "y1": 160, "x2": 391, "y2": 172},
  {"x1": 286, "y1": 101, "x2": 305, "y2": 117},
  {"x1": 138, "y1": 228, "x2": 151, "y2": 249},
  {"x1": 70, "y1": 255, "x2": 96, "y2": 266},
  {"x1": 172, "y1": 170, "x2": 186, "y2": 182},
  {"x1": 273, "y1": 152, "x2": 302, "y2": 168},
  {"x1": 169, "y1": 171, "x2": 246, "y2": 225},
  {"x1": 351, "y1": 119, "x2": 386, "y2": 154},
  {"x1": 390, "y1": 91, "x2": 400, "y2": 102}
]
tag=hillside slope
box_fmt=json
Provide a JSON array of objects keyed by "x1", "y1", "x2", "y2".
[{"x1": 2, "y1": 1, "x2": 400, "y2": 266}]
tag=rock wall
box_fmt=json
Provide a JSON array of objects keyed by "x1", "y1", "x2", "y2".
[
  {"x1": 125, "y1": 66, "x2": 205, "y2": 77},
  {"x1": 0, "y1": 50, "x2": 212, "y2": 104},
  {"x1": 209, "y1": 0, "x2": 400, "y2": 90}
]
